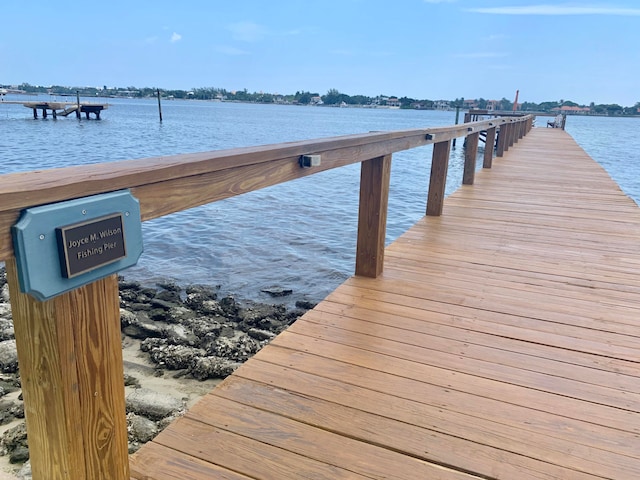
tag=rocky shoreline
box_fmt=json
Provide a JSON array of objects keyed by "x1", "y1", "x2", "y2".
[{"x1": 0, "y1": 266, "x2": 314, "y2": 478}]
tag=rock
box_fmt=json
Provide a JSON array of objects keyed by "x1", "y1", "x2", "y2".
[
  {"x1": 218, "y1": 296, "x2": 239, "y2": 317},
  {"x1": 1, "y1": 284, "x2": 9, "y2": 303},
  {"x1": 260, "y1": 286, "x2": 293, "y2": 297},
  {"x1": 295, "y1": 300, "x2": 317, "y2": 310},
  {"x1": 0, "y1": 318, "x2": 14, "y2": 341},
  {"x1": 0, "y1": 340, "x2": 18, "y2": 374},
  {"x1": 162, "y1": 324, "x2": 198, "y2": 346},
  {"x1": 190, "y1": 356, "x2": 240, "y2": 380},
  {"x1": 238, "y1": 304, "x2": 287, "y2": 328},
  {"x1": 0, "y1": 423, "x2": 27, "y2": 457},
  {"x1": 10, "y1": 445, "x2": 29, "y2": 464},
  {"x1": 247, "y1": 328, "x2": 276, "y2": 341},
  {"x1": 154, "y1": 289, "x2": 182, "y2": 305},
  {"x1": 149, "y1": 345, "x2": 206, "y2": 370},
  {"x1": 17, "y1": 460, "x2": 31, "y2": 479},
  {"x1": 127, "y1": 413, "x2": 158, "y2": 444},
  {"x1": 150, "y1": 298, "x2": 178, "y2": 311},
  {"x1": 140, "y1": 337, "x2": 167, "y2": 353},
  {"x1": 166, "y1": 306, "x2": 197, "y2": 324},
  {"x1": 121, "y1": 311, "x2": 166, "y2": 340},
  {"x1": 123, "y1": 374, "x2": 141, "y2": 388},
  {"x1": 184, "y1": 286, "x2": 220, "y2": 313},
  {"x1": 126, "y1": 388, "x2": 184, "y2": 421},
  {"x1": 183, "y1": 317, "x2": 224, "y2": 338},
  {"x1": 208, "y1": 335, "x2": 258, "y2": 362}
]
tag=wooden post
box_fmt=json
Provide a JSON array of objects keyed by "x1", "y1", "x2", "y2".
[
  {"x1": 508, "y1": 121, "x2": 516, "y2": 147},
  {"x1": 76, "y1": 91, "x2": 81, "y2": 119},
  {"x1": 452, "y1": 106, "x2": 460, "y2": 148},
  {"x1": 355, "y1": 154, "x2": 391, "y2": 278},
  {"x1": 483, "y1": 127, "x2": 497, "y2": 168},
  {"x1": 426, "y1": 140, "x2": 451, "y2": 216},
  {"x1": 6, "y1": 259, "x2": 129, "y2": 480},
  {"x1": 157, "y1": 89, "x2": 163, "y2": 123},
  {"x1": 496, "y1": 123, "x2": 507, "y2": 157},
  {"x1": 32, "y1": 108, "x2": 37, "y2": 119},
  {"x1": 463, "y1": 132, "x2": 479, "y2": 185}
]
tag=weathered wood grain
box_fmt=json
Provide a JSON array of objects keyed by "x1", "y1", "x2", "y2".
[
  {"x1": 355, "y1": 154, "x2": 391, "y2": 277},
  {"x1": 6, "y1": 260, "x2": 128, "y2": 479}
]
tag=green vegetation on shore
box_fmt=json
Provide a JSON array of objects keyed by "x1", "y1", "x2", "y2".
[{"x1": 4, "y1": 83, "x2": 639, "y2": 116}]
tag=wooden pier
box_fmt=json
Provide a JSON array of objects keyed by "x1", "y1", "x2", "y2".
[
  {"x1": 1, "y1": 117, "x2": 639, "y2": 479},
  {"x1": 1, "y1": 100, "x2": 108, "y2": 119},
  {"x1": 130, "y1": 128, "x2": 640, "y2": 479}
]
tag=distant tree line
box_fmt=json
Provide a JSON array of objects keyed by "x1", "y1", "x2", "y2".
[{"x1": 5, "y1": 83, "x2": 640, "y2": 116}]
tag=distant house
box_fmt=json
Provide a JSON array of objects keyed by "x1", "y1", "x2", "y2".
[
  {"x1": 486, "y1": 100, "x2": 501, "y2": 111},
  {"x1": 310, "y1": 96, "x2": 323, "y2": 105},
  {"x1": 386, "y1": 97, "x2": 401, "y2": 107},
  {"x1": 551, "y1": 106, "x2": 591, "y2": 115},
  {"x1": 463, "y1": 99, "x2": 478, "y2": 109},
  {"x1": 434, "y1": 100, "x2": 450, "y2": 111}
]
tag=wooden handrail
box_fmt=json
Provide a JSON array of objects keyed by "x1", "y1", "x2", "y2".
[
  {"x1": 0, "y1": 113, "x2": 533, "y2": 479},
  {"x1": 0, "y1": 116, "x2": 532, "y2": 261}
]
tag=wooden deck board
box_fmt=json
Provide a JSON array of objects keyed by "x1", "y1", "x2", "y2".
[{"x1": 130, "y1": 128, "x2": 640, "y2": 479}]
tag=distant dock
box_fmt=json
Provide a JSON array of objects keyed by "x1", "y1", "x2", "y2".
[{"x1": 1, "y1": 100, "x2": 108, "y2": 119}]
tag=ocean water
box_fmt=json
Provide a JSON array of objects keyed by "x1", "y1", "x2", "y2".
[{"x1": 2, "y1": 97, "x2": 639, "y2": 304}]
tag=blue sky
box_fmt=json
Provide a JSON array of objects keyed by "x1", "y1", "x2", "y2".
[{"x1": 2, "y1": 1, "x2": 639, "y2": 105}]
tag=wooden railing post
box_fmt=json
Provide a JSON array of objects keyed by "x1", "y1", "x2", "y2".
[
  {"x1": 518, "y1": 120, "x2": 524, "y2": 139},
  {"x1": 6, "y1": 258, "x2": 129, "y2": 480},
  {"x1": 355, "y1": 154, "x2": 391, "y2": 277},
  {"x1": 496, "y1": 123, "x2": 507, "y2": 157},
  {"x1": 463, "y1": 131, "x2": 480, "y2": 185},
  {"x1": 426, "y1": 140, "x2": 451, "y2": 216},
  {"x1": 483, "y1": 126, "x2": 497, "y2": 168},
  {"x1": 508, "y1": 121, "x2": 516, "y2": 147}
]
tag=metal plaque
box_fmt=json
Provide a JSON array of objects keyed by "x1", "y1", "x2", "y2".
[
  {"x1": 57, "y1": 213, "x2": 127, "y2": 278},
  {"x1": 12, "y1": 190, "x2": 143, "y2": 301}
]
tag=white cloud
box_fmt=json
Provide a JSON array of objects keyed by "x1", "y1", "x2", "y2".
[
  {"x1": 227, "y1": 21, "x2": 268, "y2": 42},
  {"x1": 466, "y1": 5, "x2": 640, "y2": 15},
  {"x1": 171, "y1": 32, "x2": 182, "y2": 43}
]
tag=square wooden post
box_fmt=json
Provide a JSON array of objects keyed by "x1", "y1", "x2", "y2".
[
  {"x1": 483, "y1": 127, "x2": 497, "y2": 168},
  {"x1": 6, "y1": 258, "x2": 129, "y2": 479},
  {"x1": 463, "y1": 132, "x2": 480, "y2": 185},
  {"x1": 496, "y1": 124, "x2": 508, "y2": 157},
  {"x1": 508, "y1": 121, "x2": 516, "y2": 147},
  {"x1": 426, "y1": 140, "x2": 451, "y2": 216},
  {"x1": 355, "y1": 154, "x2": 392, "y2": 278}
]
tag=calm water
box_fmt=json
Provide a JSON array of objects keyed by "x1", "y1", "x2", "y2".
[{"x1": 2, "y1": 97, "x2": 639, "y2": 304}]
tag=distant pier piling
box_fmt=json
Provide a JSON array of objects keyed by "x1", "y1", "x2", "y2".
[{"x1": 157, "y1": 89, "x2": 163, "y2": 122}]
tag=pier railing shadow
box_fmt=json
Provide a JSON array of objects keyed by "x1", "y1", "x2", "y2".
[{"x1": 0, "y1": 113, "x2": 533, "y2": 479}]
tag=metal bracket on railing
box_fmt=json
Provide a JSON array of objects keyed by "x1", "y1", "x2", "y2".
[
  {"x1": 299, "y1": 155, "x2": 321, "y2": 168},
  {"x1": 425, "y1": 134, "x2": 434, "y2": 140},
  {"x1": 467, "y1": 127, "x2": 474, "y2": 132}
]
